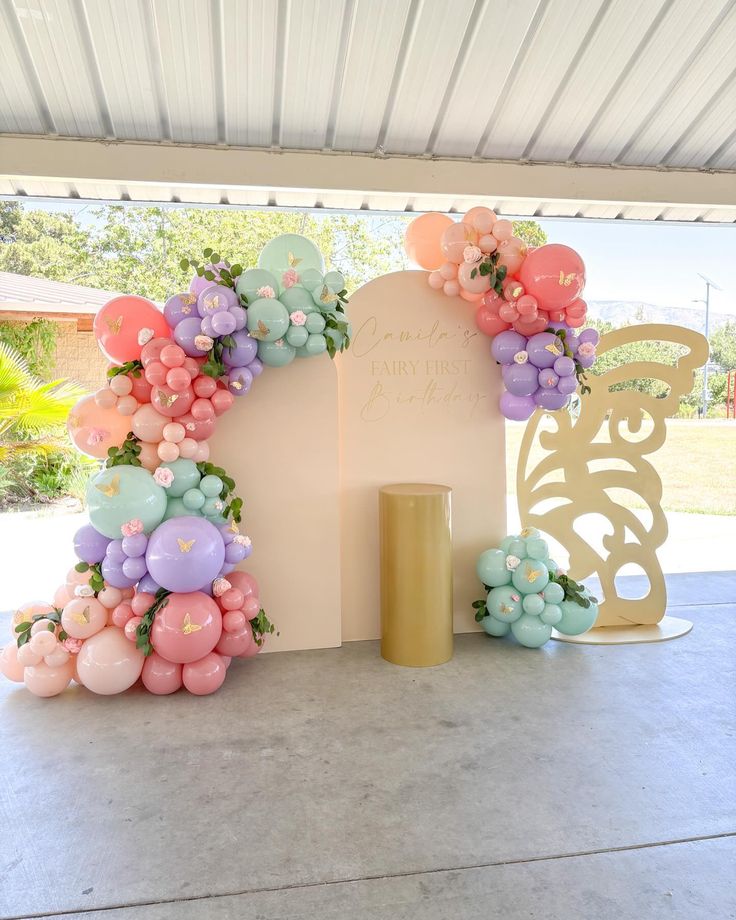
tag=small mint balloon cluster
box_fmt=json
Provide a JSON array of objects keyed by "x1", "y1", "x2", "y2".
[{"x1": 474, "y1": 527, "x2": 598, "y2": 648}]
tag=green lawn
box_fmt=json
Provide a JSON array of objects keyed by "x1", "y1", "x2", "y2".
[{"x1": 506, "y1": 419, "x2": 736, "y2": 516}]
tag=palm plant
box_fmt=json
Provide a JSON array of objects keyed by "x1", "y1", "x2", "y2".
[{"x1": 0, "y1": 342, "x2": 88, "y2": 499}]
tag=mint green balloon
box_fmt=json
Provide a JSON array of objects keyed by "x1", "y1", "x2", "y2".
[
  {"x1": 325, "y1": 328, "x2": 346, "y2": 352},
  {"x1": 161, "y1": 458, "x2": 201, "y2": 498},
  {"x1": 481, "y1": 616, "x2": 510, "y2": 638},
  {"x1": 286, "y1": 324, "x2": 309, "y2": 347},
  {"x1": 257, "y1": 233, "x2": 324, "y2": 281},
  {"x1": 280, "y1": 287, "x2": 317, "y2": 313},
  {"x1": 305, "y1": 333, "x2": 327, "y2": 356},
  {"x1": 486, "y1": 585, "x2": 522, "y2": 623},
  {"x1": 202, "y1": 497, "x2": 224, "y2": 516},
  {"x1": 305, "y1": 312, "x2": 326, "y2": 334},
  {"x1": 257, "y1": 339, "x2": 296, "y2": 367},
  {"x1": 476, "y1": 549, "x2": 511, "y2": 588},
  {"x1": 525, "y1": 537, "x2": 549, "y2": 561},
  {"x1": 247, "y1": 298, "x2": 290, "y2": 342},
  {"x1": 183, "y1": 488, "x2": 206, "y2": 511},
  {"x1": 87, "y1": 466, "x2": 167, "y2": 538},
  {"x1": 163, "y1": 496, "x2": 199, "y2": 521},
  {"x1": 542, "y1": 582, "x2": 564, "y2": 604},
  {"x1": 324, "y1": 270, "x2": 345, "y2": 293},
  {"x1": 205, "y1": 513, "x2": 228, "y2": 528},
  {"x1": 511, "y1": 559, "x2": 549, "y2": 595},
  {"x1": 522, "y1": 593, "x2": 545, "y2": 616},
  {"x1": 294, "y1": 344, "x2": 311, "y2": 358},
  {"x1": 556, "y1": 594, "x2": 598, "y2": 636},
  {"x1": 299, "y1": 268, "x2": 323, "y2": 290},
  {"x1": 235, "y1": 268, "x2": 278, "y2": 303},
  {"x1": 511, "y1": 613, "x2": 552, "y2": 648},
  {"x1": 540, "y1": 603, "x2": 562, "y2": 626},
  {"x1": 199, "y1": 474, "x2": 223, "y2": 498}
]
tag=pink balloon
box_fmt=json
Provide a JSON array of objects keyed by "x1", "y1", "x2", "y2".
[
  {"x1": 166, "y1": 367, "x2": 191, "y2": 393},
  {"x1": 440, "y1": 222, "x2": 479, "y2": 264},
  {"x1": 94, "y1": 296, "x2": 170, "y2": 364},
  {"x1": 565, "y1": 298, "x2": 587, "y2": 319},
  {"x1": 462, "y1": 206, "x2": 496, "y2": 235},
  {"x1": 227, "y1": 571, "x2": 259, "y2": 598},
  {"x1": 438, "y1": 261, "x2": 458, "y2": 281},
  {"x1": 222, "y1": 610, "x2": 247, "y2": 633},
  {"x1": 157, "y1": 440, "x2": 180, "y2": 463},
  {"x1": 566, "y1": 315, "x2": 585, "y2": 328},
  {"x1": 132, "y1": 403, "x2": 169, "y2": 443},
  {"x1": 111, "y1": 603, "x2": 134, "y2": 628},
  {"x1": 220, "y1": 588, "x2": 245, "y2": 611},
  {"x1": 142, "y1": 653, "x2": 183, "y2": 695},
  {"x1": 517, "y1": 295, "x2": 538, "y2": 317},
  {"x1": 24, "y1": 659, "x2": 74, "y2": 697},
  {"x1": 141, "y1": 337, "x2": 173, "y2": 367},
  {"x1": 0, "y1": 644, "x2": 25, "y2": 682},
  {"x1": 215, "y1": 620, "x2": 254, "y2": 657},
  {"x1": 458, "y1": 261, "x2": 491, "y2": 294},
  {"x1": 61, "y1": 597, "x2": 108, "y2": 640},
  {"x1": 175, "y1": 412, "x2": 215, "y2": 442},
  {"x1": 182, "y1": 652, "x2": 228, "y2": 695},
  {"x1": 151, "y1": 385, "x2": 194, "y2": 419},
  {"x1": 124, "y1": 616, "x2": 143, "y2": 642},
  {"x1": 210, "y1": 389, "x2": 234, "y2": 417},
  {"x1": 191, "y1": 398, "x2": 215, "y2": 422},
  {"x1": 242, "y1": 596, "x2": 261, "y2": 618},
  {"x1": 498, "y1": 303, "x2": 519, "y2": 323},
  {"x1": 130, "y1": 374, "x2": 153, "y2": 404},
  {"x1": 76, "y1": 627, "x2": 144, "y2": 695},
  {"x1": 513, "y1": 316, "x2": 549, "y2": 336},
  {"x1": 475, "y1": 304, "x2": 510, "y2": 338},
  {"x1": 428, "y1": 271, "x2": 444, "y2": 290},
  {"x1": 518, "y1": 244, "x2": 586, "y2": 310},
  {"x1": 503, "y1": 279, "x2": 525, "y2": 302},
  {"x1": 496, "y1": 240, "x2": 525, "y2": 275},
  {"x1": 95, "y1": 387, "x2": 117, "y2": 409},
  {"x1": 443, "y1": 279, "x2": 460, "y2": 297},
  {"x1": 144, "y1": 361, "x2": 168, "y2": 387},
  {"x1": 98, "y1": 586, "x2": 123, "y2": 609},
  {"x1": 193, "y1": 376, "x2": 218, "y2": 398},
  {"x1": 67, "y1": 394, "x2": 131, "y2": 460},
  {"x1": 150, "y1": 592, "x2": 222, "y2": 664}
]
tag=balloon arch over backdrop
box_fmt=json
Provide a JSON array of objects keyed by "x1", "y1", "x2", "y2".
[{"x1": 1, "y1": 208, "x2": 601, "y2": 697}]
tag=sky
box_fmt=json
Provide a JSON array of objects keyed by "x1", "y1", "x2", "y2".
[{"x1": 14, "y1": 199, "x2": 736, "y2": 320}]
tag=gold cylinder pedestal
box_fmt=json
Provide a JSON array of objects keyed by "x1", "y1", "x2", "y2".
[{"x1": 379, "y1": 483, "x2": 453, "y2": 667}]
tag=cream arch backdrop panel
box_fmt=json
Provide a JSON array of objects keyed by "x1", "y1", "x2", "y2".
[{"x1": 337, "y1": 271, "x2": 507, "y2": 642}]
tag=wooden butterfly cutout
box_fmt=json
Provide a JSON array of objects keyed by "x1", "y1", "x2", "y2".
[
  {"x1": 157, "y1": 390, "x2": 179, "y2": 408},
  {"x1": 558, "y1": 271, "x2": 576, "y2": 287},
  {"x1": 95, "y1": 474, "x2": 120, "y2": 498},
  {"x1": 287, "y1": 251, "x2": 302, "y2": 268},
  {"x1": 73, "y1": 605, "x2": 91, "y2": 625},
  {"x1": 249, "y1": 320, "x2": 271, "y2": 341},
  {"x1": 106, "y1": 315, "x2": 123, "y2": 335},
  {"x1": 181, "y1": 613, "x2": 202, "y2": 635},
  {"x1": 177, "y1": 537, "x2": 196, "y2": 553}
]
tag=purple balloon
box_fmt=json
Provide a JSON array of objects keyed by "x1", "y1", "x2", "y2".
[
  {"x1": 538, "y1": 368, "x2": 559, "y2": 389},
  {"x1": 248, "y1": 357, "x2": 264, "y2": 377},
  {"x1": 174, "y1": 316, "x2": 211, "y2": 357},
  {"x1": 499, "y1": 391, "x2": 536, "y2": 421},
  {"x1": 200, "y1": 314, "x2": 215, "y2": 337},
  {"x1": 105, "y1": 539, "x2": 127, "y2": 565},
  {"x1": 137, "y1": 573, "x2": 162, "y2": 595},
  {"x1": 189, "y1": 263, "x2": 228, "y2": 297},
  {"x1": 224, "y1": 541, "x2": 247, "y2": 565},
  {"x1": 502, "y1": 362, "x2": 539, "y2": 397},
  {"x1": 565, "y1": 334, "x2": 580, "y2": 352},
  {"x1": 577, "y1": 352, "x2": 596, "y2": 369},
  {"x1": 73, "y1": 524, "x2": 110, "y2": 564},
  {"x1": 491, "y1": 330, "x2": 527, "y2": 365},
  {"x1": 554, "y1": 356, "x2": 575, "y2": 377},
  {"x1": 526, "y1": 332, "x2": 564, "y2": 369},
  {"x1": 578, "y1": 328, "x2": 600, "y2": 346},
  {"x1": 557, "y1": 373, "x2": 579, "y2": 395},
  {"x1": 122, "y1": 532, "x2": 148, "y2": 558},
  {"x1": 164, "y1": 293, "x2": 197, "y2": 328},
  {"x1": 212, "y1": 310, "x2": 237, "y2": 337},
  {"x1": 197, "y1": 284, "x2": 238, "y2": 318},
  {"x1": 101, "y1": 556, "x2": 138, "y2": 589},
  {"x1": 219, "y1": 563, "x2": 236, "y2": 576},
  {"x1": 222, "y1": 330, "x2": 258, "y2": 368},
  {"x1": 229, "y1": 305, "x2": 247, "y2": 330},
  {"x1": 534, "y1": 388, "x2": 569, "y2": 411},
  {"x1": 228, "y1": 366, "x2": 253, "y2": 396},
  {"x1": 145, "y1": 516, "x2": 226, "y2": 593},
  {"x1": 122, "y1": 556, "x2": 148, "y2": 580},
  {"x1": 219, "y1": 524, "x2": 236, "y2": 546}
]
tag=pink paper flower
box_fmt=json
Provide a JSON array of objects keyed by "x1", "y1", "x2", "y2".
[
  {"x1": 282, "y1": 269, "x2": 299, "y2": 289},
  {"x1": 256, "y1": 285, "x2": 276, "y2": 299},
  {"x1": 153, "y1": 467, "x2": 174, "y2": 488},
  {"x1": 86, "y1": 428, "x2": 109, "y2": 446},
  {"x1": 577, "y1": 342, "x2": 596, "y2": 358},
  {"x1": 62, "y1": 637, "x2": 83, "y2": 655},
  {"x1": 289, "y1": 310, "x2": 307, "y2": 326},
  {"x1": 463, "y1": 245, "x2": 482, "y2": 263},
  {"x1": 121, "y1": 518, "x2": 144, "y2": 538},
  {"x1": 194, "y1": 334, "x2": 214, "y2": 352},
  {"x1": 212, "y1": 577, "x2": 231, "y2": 597}
]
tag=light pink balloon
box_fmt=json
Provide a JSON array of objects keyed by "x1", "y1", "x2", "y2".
[
  {"x1": 116, "y1": 395, "x2": 139, "y2": 416},
  {"x1": 62, "y1": 597, "x2": 108, "y2": 640},
  {"x1": 142, "y1": 653, "x2": 183, "y2": 695},
  {"x1": 76, "y1": 627, "x2": 145, "y2": 695},
  {"x1": 438, "y1": 261, "x2": 458, "y2": 281},
  {"x1": 0, "y1": 644, "x2": 25, "y2": 682},
  {"x1": 95, "y1": 387, "x2": 118, "y2": 409},
  {"x1": 110, "y1": 374, "x2": 133, "y2": 397},
  {"x1": 131, "y1": 403, "x2": 168, "y2": 444},
  {"x1": 460, "y1": 288, "x2": 484, "y2": 303},
  {"x1": 458, "y1": 261, "x2": 491, "y2": 294},
  {"x1": 182, "y1": 652, "x2": 228, "y2": 695},
  {"x1": 157, "y1": 440, "x2": 180, "y2": 462},
  {"x1": 163, "y1": 422, "x2": 186, "y2": 444},
  {"x1": 178, "y1": 438, "x2": 198, "y2": 459},
  {"x1": 193, "y1": 441, "x2": 210, "y2": 463},
  {"x1": 428, "y1": 271, "x2": 444, "y2": 290},
  {"x1": 443, "y1": 279, "x2": 460, "y2": 298},
  {"x1": 150, "y1": 592, "x2": 222, "y2": 664},
  {"x1": 17, "y1": 643, "x2": 43, "y2": 667},
  {"x1": 53, "y1": 584, "x2": 74, "y2": 609},
  {"x1": 24, "y1": 659, "x2": 74, "y2": 697},
  {"x1": 44, "y1": 645, "x2": 71, "y2": 668},
  {"x1": 29, "y1": 630, "x2": 57, "y2": 657},
  {"x1": 462, "y1": 206, "x2": 496, "y2": 235},
  {"x1": 98, "y1": 586, "x2": 123, "y2": 609}
]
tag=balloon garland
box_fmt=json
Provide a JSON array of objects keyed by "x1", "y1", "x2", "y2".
[
  {"x1": 404, "y1": 209, "x2": 600, "y2": 421},
  {"x1": 474, "y1": 528, "x2": 599, "y2": 648},
  {"x1": 0, "y1": 235, "x2": 350, "y2": 698}
]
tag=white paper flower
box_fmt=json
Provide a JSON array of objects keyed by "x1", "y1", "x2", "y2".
[
  {"x1": 513, "y1": 351, "x2": 528, "y2": 365},
  {"x1": 463, "y1": 245, "x2": 482, "y2": 263},
  {"x1": 137, "y1": 328, "x2": 155, "y2": 346},
  {"x1": 74, "y1": 584, "x2": 94, "y2": 597},
  {"x1": 212, "y1": 577, "x2": 231, "y2": 597},
  {"x1": 233, "y1": 534, "x2": 251, "y2": 547},
  {"x1": 505, "y1": 554, "x2": 521, "y2": 570}
]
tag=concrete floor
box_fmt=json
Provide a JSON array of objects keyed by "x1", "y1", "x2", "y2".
[{"x1": 1, "y1": 581, "x2": 735, "y2": 919}]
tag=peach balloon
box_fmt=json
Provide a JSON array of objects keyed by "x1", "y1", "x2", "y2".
[
  {"x1": 404, "y1": 212, "x2": 453, "y2": 270},
  {"x1": 496, "y1": 240, "x2": 525, "y2": 275},
  {"x1": 458, "y1": 261, "x2": 491, "y2": 295},
  {"x1": 94, "y1": 296, "x2": 170, "y2": 364},
  {"x1": 24, "y1": 659, "x2": 75, "y2": 697},
  {"x1": 138, "y1": 441, "x2": 160, "y2": 471},
  {"x1": 76, "y1": 627, "x2": 145, "y2": 694},
  {"x1": 53, "y1": 584, "x2": 73, "y2": 609},
  {"x1": 66, "y1": 567, "x2": 92, "y2": 587},
  {"x1": 478, "y1": 234, "x2": 498, "y2": 254},
  {"x1": 61, "y1": 597, "x2": 108, "y2": 640},
  {"x1": 438, "y1": 261, "x2": 458, "y2": 281},
  {"x1": 13, "y1": 600, "x2": 53, "y2": 630},
  {"x1": 142, "y1": 653, "x2": 182, "y2": 695},
  {"x1": 491, "y1": 219, "x2": 513, "y2": 241},
  {"x1": 94, "y1": 387, "x2": 117, "y2": 409},
  {"x1": 428, "y1": 271, "x2": 444, "y2": 290},
  {"x1": 67, "y1": 394, "x2": 131, "y2": 460},
  {"x1": 182, "y1": 652, "x2": 227, "y2": 695},
  {"x1": 98, "y1": 586, "x2": 123, "y2": 609},
  {"x1": 30, "y1": 619, "x2": 55, "y2": 636},
  {"x1": 29, "y1": 631, "x2": 57, "y2": 657},
  {"x1": 440, "y1": 222, "x2": 478, "y2": 264},
  {"x1": 132, "y1": 403, "x2": 168, "y2": 443},
  {"x1": 17, "y1": 643, "x2": 42, "y2": 667},
  {"x1": 443, "y1": 279, "x2": 460, "y2": 297},
  {"x1": 462, "y1": 206, "x2": 496, "y2": 235},
  {"x1": 178, "y1": 438, "x2": 198, "y2": 459},
  {"x1": 44, "y1": 645, "x2": 70, "y2": 668},
  {"x1": 459, "y1": 288, "x2": 484, "y2": 303},
  {"x1": 0, "y1": 644, "x2": 25, "y2": 682}
]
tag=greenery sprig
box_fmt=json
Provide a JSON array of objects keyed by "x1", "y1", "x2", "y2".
[
  {"x1": 106, "y1": 432, "x2": 143, "y2": 467},
  {"x1": 196, "y1": 461, "x2": 243, "y2": 523},
  {"x1": 74, "y1": 561, "x2": 105, "y2": 595},
  {"x1": 469, "y1": 252, "x2": 508, "y2": 296},
  {"x1": 472, "y1": 597, "x2": 489, "y2": 623},
  {"x1": 547, "y1": 327, "x2": 592, "y2": 396},
  {"x1": 15, "y1": 608, "x2": 64, "y2": 648},
  {"x1": 179, "y1": 249, "x2": 243, "y2": 290},
  {"x1": 108, "y1": 360, "x2": 143, "y2": 380},
  {"x1": 548, "y1": 571, "x2": 597, "y2": 608},
  {"x1": 135, "y1": 588, "x2": 171, "y2": 656},
  {"x1": 250, "y1": 608, "x2": 277, "y2": 646},
  {"x1": 324, "y1": 289, "x2": 351, "y2": 359},
  {"x1": 201, "y1": 334, "x2": 236, "y2": 379}
]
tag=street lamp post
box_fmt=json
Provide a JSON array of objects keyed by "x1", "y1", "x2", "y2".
[{"x1": 693, "y1": 272, "x2": 722, "y2": 418}]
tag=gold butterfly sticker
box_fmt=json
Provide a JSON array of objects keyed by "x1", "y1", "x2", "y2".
[
  {"x1": 73, "y1": 605, "x2": 91, "y2": 625},
  {"x1": 526, "y1": 565, "x2": 540, "y2": 583},
  {"x1": 228, "y1": 520, "x2": 240, "y2": 534},
  {"x1": 180, "y1": 293, "x2": 196, "y2": 306},
  {"x1": 157, "y1": 390, "x2": 179, "y2": 409},
  {"x1": 106, "y1": 315, "x2": 124, "y2": 335},
  {"x1": 206, "y1": 294, "x2": 220, "y2": 310},
  {"x1": 68, "y1": 414, "x2": 81, "y2": 430},
  {"x1": 287, "y1": 251, "x2": 302, "y2": 268},
  {"x1": 95, "y1": 474, "x2": 120, "y2": 498},
  {"x1": 249, "y1": 320, "x2": 271, "y2": 341},
  {"x1": 177, "y1": 537, "x2": 196, "y2": 553},
  {"x1": 559, "y1": 271, "x2": 576, "y2": 287},
  {"x1": 544, "y1": 342, "x2": 562, "y2": 355},
  {"x1": 181, "y1": 612, "x2": 202, "y2": 635},
  {"x1": 319, "y1": 285, "x2": 337, "y2": 305}
]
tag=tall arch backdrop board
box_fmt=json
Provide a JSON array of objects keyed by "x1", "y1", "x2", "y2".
[{"x1": 338, "y1": 271, "x2": 507, "y2": 642}]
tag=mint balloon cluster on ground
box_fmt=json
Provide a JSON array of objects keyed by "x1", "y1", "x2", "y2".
[{"x1": 474, "y1": 528, "x2": 599, "y2": 648}]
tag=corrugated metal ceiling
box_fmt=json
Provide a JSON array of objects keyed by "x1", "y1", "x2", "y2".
[{"x1": 1, "y1": 0, "x2": 735, "y2": 221}]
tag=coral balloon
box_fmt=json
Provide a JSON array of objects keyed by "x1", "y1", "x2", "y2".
[
  {"x1": 94, "y1": 295, "x2": 170, "y2": 364},
  {"x1": 475, "y1": 303, "x2": 511, "y2": 338},
  {"x1": 215, "y1": 620, "x2": 255, "y2": 657},
  {"x1": 518, "y1": 244, "x2": 585, "y2": 310},
  {"x1": 182, "y1": 652, "x2": 228, "y2": 695},
  {"x1": 404, "y1": 212, "x2": 453, "y2": 270},
  {"x1": 67, "y1": 394, "x2": 131, "y2": 460},
  {"x1": 150, "y1": 592, "x2": 222, "y2": 664},
  {"x1": 141, "y1": 653, "x2": 183, "y2": 695},
  {"x1": 76, "y1": 627, "x2": 145, "y2": 694}
]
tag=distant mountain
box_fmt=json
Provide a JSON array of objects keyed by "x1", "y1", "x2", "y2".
[{"x1": 588, "y1": 301, "x2": 734, "y2": 333}]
